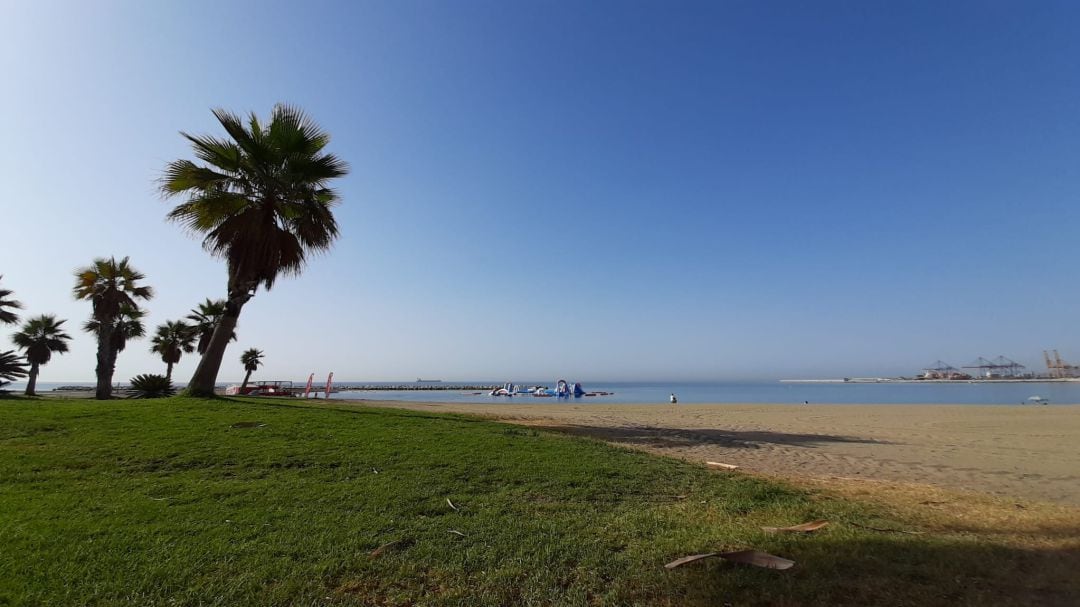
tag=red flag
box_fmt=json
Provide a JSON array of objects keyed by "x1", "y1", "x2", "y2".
[
  {"x1": 324, "y1": 372, "x2": 334, "y2": 399},
  {"x1": 304, "y1": 373, "x2": 314, "y2": 398}
]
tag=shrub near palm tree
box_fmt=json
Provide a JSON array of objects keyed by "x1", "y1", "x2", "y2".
[
  {"x1": 186, "y1": 299, "x2": 236, "y2": 355},
  {"x1": 128, "y1": 374, "x2": 176, "y2": 399},
  {"x1": 150, "y1": 320, "x2": 196, "y2": 381},
  {"x1": 73, "y1": 257, "x2": 153, "y2": 399},
  {"x1": 0, "y1": 276, "x2": 22, "y2": 326},
  {"x1": 239, "y1": 348, "x2": 264, "y2": 390},
  {"x1": 11, "y1": 315, "x2": 71, "y2": 396},
  {"x1": 162, "y1": 105, "x2": 348, "y2": 396}
]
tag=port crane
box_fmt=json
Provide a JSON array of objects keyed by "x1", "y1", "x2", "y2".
[{"x1": 1043, "y1": 350, "x2": 1080, "y2": 378}]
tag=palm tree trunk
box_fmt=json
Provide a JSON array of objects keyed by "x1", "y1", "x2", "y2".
[
  {"x1": 241, "y1": 369, "x2": 253, "y2": 390},
  {"x1": 166, "y1": 361, "x2": 174, "y2": 382},
  {"x1": 95, "y1": 323, "x2": 113, "y2": 400},
  {"x1": 25, "y1": 362, "x2": 39, "y2": 396},
  {"x1": 186, "y1": 277, "x2": 254, "y2": 397},
  {"x1": 186, "y1": 308, "x2": 243, "y2": 396}
]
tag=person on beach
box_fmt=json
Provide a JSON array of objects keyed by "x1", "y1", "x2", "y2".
[{"x1": 669, "y1": 393, "x2": 677, "y2": 404}]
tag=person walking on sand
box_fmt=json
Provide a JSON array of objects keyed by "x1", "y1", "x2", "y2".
[{"x1": 669, "y1": 393, "x2": 677, "y2": 404}]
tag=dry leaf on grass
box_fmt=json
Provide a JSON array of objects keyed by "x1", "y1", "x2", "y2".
[
  {"x1": 370, "y1": 540, "x2": 401, "y2": 558},
  {"x1": 447, "y1": 529, "x2": 466, "y2": 537},
  {"x1": 706, "y1": 461, "x2": 739, "y2": 470},
  {"x1": 762, "y1": 520, "x2": 829, "y2": 533},
  {"x1": 664, "y1": 553, "x2": 719, "y2": 569},
  {"x1": 665, "y1": 550, "x2": 795, "y2": 570},
  {"x1": 446, "y1": 498, "x2": 458, "y2": 511}
]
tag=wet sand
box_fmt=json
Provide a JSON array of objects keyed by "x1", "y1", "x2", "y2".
[{"x1": 345, "y1": 400, "x2": 1080, "y2": 505}]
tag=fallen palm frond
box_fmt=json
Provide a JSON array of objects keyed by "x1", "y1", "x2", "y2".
[{"x1": 665, "y1": 550, "x2": 795, "y2": 570}]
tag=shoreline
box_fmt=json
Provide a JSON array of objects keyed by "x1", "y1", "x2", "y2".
[{"x1": 335, "y1": 399, "x2": 1080, "y2": 505}]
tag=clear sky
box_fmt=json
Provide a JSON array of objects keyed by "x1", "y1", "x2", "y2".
[{"x1": 2, "y1": 0, "x2": 1079, "y2": 383}]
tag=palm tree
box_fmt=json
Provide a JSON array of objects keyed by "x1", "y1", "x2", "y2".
[
  {"x1": 162, "y1": 104, "x2": 348, "y2": 396},
  {"x1": 0, "y1": 350, "x2": 28, "y2": 389},
  {"x1": 83, "y1": 305, "x2": 148, "y2": 397},
  {"x1": 150, "y1": 320, "x2": 196, "y2": 381},
  {"x1": 186, "y1": 299, "x2": 236, "y2": 355},
  {"x1": 73, "y1": 257, "x2": 153, "y2": 399},
  {"x1": 239, "y1": 348, "x2": 264, "y2": 390},
  {"x1": 11, "y1": 315, "x2": 72, "y2": 396},
  {"x1": 0, "y1": 276, "x2": 22, "y2": 326}
]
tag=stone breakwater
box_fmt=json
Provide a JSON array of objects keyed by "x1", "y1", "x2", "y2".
[{"x1": 335, "y1": 384, "x2": 500, "y2": 392}]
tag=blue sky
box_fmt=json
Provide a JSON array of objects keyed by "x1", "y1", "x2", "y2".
[{"x1": 2, "y1": 0, "x2": 1079, "y2": 383}]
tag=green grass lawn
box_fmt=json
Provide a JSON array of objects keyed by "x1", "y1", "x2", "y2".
[{"x1": 0, "y1": 397, "x2": 1075, "y2": 606}]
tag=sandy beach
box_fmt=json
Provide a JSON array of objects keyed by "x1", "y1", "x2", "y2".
[{"x1": 345, "y1": 400, "x2": 1080, "y2": 505}]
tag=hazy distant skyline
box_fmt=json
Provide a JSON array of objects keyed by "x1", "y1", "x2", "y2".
[{"x1": 3, "y1": 1, "x2": 1079, "y2": 383}]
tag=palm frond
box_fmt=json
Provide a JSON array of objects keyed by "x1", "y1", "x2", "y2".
[
  {"x1": 0, "y1": 350, "x2": 28, "y2": 382},
  {"x1": 0, "y1": 276, "x2": 23, "y2": 326},
  {"x1": 150, "y1": 320, "x2": 196, "y2": 364},
  {"x1": 163, "y1": 105, "x2": 349, "y2": 292},
  {"x1": 12, "y1": 315, "x2": 71, "y2": 366},
  {"x1": 240, "y1": 347, "x2": 265, "y2": 372}
]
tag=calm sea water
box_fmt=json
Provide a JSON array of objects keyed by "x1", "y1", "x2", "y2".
[
  {"x1": 14, "y1": 380, "x2": 1080, "y2": 405},
  {"x1": 325, "y1": 380, "x2": 1080, "y2": 405}
]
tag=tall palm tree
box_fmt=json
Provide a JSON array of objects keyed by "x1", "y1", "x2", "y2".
[
  {"x1": 12, "y1": 315, "x2": 71, "y2": 396},
  {"x1": 0, "y1": 350, "x2": 28, "y2": 389},
  {"x1": 186, "y1": 299, "x2": 236, "y2": 355},
  {"x1": 239, "y1": 348, "x2": 264, "y2": 390},
  {"x1": 0, "y1": 276, "x2": 22, "y2": 326},
  {"x1": 83, "y1": 305, "x2": 148, "y2": 396},
  {"x1": 162, "y1": 104, "x2": 348, "y2": 396},
  {"x1": 150, "y1": 320, "x2": 196, "y2": 381},
  {"x1": 73, "y1": 257, "x2": 153, "y2": 399}
]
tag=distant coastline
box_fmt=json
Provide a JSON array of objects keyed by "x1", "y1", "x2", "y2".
[{"x1": 780, "y1": 378, "x2": 1080, "y2": 384}]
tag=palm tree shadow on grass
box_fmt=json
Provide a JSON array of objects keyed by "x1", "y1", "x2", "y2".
[
  {"x1": 529, "y1": 423, "x2": 889, "y2": 450},
  {"x1": 670, "y1": 535, "x2": 1079, "y2": 606}
]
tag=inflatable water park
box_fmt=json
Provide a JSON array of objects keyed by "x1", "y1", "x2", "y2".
[{"x1": 489, "y1": 380, "x2": 613, "y2": 398}]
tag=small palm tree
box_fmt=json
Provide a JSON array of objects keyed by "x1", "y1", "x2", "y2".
[
  {"x1": 186, "y1": 299, "x2": 236, "y2": 355},
  {"x1": 150, "y1": 320, "x2": 196, "y2": 381},
  {"x1": 239, "y1": 348, "x2": 264, "y2": 390},
  {"x1": 128, "y1": 374, "x2": 176, "y2": 399},
  {"x1": 0, "y1": 276, "x2": 22, "y2": 326},
  {"x1": 162, "y1": 104, "x2": 348, "y2": 396},
  {"x1": 11, "y1": 315, "x2": 71, "y2": 396},
  {"x1": 0, "y1": 350, "x2": 28, "y2": 390},
  {"x1": 73, "y1": 257, "x2": 153, "y2": 399}
]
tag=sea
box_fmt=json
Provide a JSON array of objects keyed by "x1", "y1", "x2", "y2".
[
  {"x1": 16, "y1": 380, "x2": 1072, "y2": 405},
  {"x1": 13, "y1": 380, "x2": 1080, "y2": 405}
]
